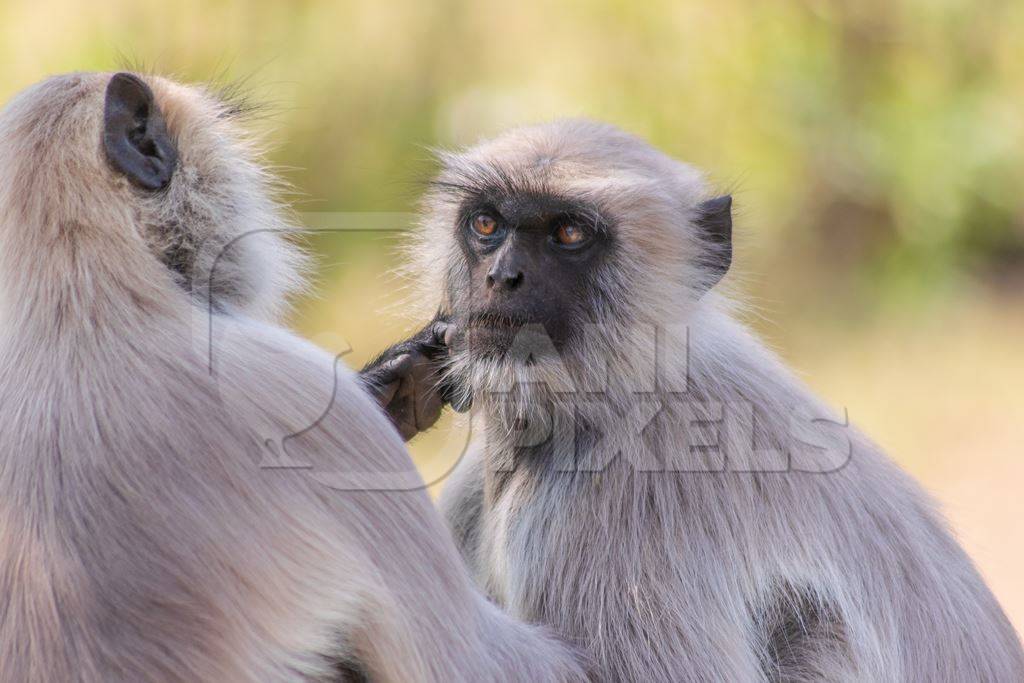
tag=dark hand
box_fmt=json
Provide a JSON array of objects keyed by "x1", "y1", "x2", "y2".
[{"x1": 360, "y1": 317, "x2": 456, "y2": 441}]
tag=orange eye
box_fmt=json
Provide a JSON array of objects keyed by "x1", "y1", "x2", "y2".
[
  {"x1": 555, "y1": 224, "x2": 586, "y2": 246},
  {"x1": 472, "y1": 214, "x2": 498, "y2": 236}
]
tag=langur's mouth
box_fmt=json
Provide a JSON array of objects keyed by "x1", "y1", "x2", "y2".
[
  {"x1": 466, "y1": 311, "x2": 532, "y2": 331},
  {"x1": 462, "y1": 311, "x2": 536, "y2": 352},
  {"x1": 459, "y1": 311, "x2": 575, "y2": 363}
]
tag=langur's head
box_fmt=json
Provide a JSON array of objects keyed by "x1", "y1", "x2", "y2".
[
  {"x1": 0, "y1": 72, "x2": 303, "y2": 322},
  {"x1": 413, "y1": 120, "x2": 731, "y2": 392}
]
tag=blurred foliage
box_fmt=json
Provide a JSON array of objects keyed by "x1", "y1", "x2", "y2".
[{"x1": 1, "y1": 0, "x2": 1022, "y2": 320}]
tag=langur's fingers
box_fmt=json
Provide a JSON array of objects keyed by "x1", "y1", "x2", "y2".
[
  {"x1": 398, "y1": 422, "x2": 419, "y2": 442},
  {"x1": 362, "y1": 354, "x2": 413, "y2": 407},
  {"x1": 386, "y1": 393, "x2": 416, "y2": 440},
  {"x1": 375, "y1": 353, "x2": 414, "y2": 386},
  {"x1": 443, "y1": 323, "x2": 458, "y2": 349},
  {"x1": 435, "y1": 324, "x2": 473, "y2": 411},
  {"x1": 431, "y1": 321, "x2": 453, "y2": 347},
  {"x1": 413, "y1": 384, "x2": 445, "y2": 432},
  {"x1": 386, "y1": 387, "x2": 424, "y2": 442},
  {"x1": 374, "y1": 378, "x2": 401, "y2": 407},
  {"x1": 415, "y1": 321, "x2": 450, "y2": 362}
]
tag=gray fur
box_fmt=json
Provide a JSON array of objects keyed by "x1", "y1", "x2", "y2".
[
  {"x1": 0, "y1": 74, "x2": 587, "y2": 682},
  {"x1": 410, "y1": 120, "x2": 1024, "y2": 682}
]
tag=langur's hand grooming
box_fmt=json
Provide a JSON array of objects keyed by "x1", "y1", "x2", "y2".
[{"x1": 360, "y1": 315, "x2": 470, "y2": 440}]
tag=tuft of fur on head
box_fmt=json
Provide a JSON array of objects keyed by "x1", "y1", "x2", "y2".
[
  {"x1": 407, "y1": 119, "x2": 732, "y2": 406},
  {"x1": 0, "y1": 72, "x2": 306, "y2": 329}
]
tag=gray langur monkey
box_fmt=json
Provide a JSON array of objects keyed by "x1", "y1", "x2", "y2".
[
  {"x1": 0, "y1": 73, "x2": 588, "y2": 683},
  {"x1": 367, "y1": 120, "x2": 1024, "y2": 681}
]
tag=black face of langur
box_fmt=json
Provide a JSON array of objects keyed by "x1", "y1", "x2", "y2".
[
  {"x1": 443, "y1": 174, "x2": 732, "y2": 369},
  {"x1": 454, "y1": 190, "x2": 616, "y2": 355},
  {"x1": 367, "y1": 189, "x2": 621, "y2": 426}
]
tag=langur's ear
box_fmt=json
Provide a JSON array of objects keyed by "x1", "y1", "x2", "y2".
[
  {"x1": 103, "y1": 73, "x2": 178, "y2": 191},
  {"x1": 695, "y1": 194, "x2": 732, "y2": 290}
]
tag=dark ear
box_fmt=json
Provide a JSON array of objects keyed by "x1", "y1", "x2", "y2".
[
  {"x1": 103, "y1": 73, "x2": 178, "y2": 191},
  {"x1": 696, "y1": 194, "x2": 732, "y2": 289}
]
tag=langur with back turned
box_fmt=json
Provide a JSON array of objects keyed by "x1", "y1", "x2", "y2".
[{"x1": 0, "y1": 73, "x2": 587, "y2": 682}]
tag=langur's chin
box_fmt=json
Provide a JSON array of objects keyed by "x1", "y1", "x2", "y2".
[
  {"x1": 459, "y1": 352, "x2": 573, "y2": 406},
  {"x1": 464, "y1": 334, "x2": 566, "y2": 368},
  {"x1": 464, "y1": 325, "x2": 521, "y2": 356},
  {"x1": 461, "y1": 320, "x2": 569, "y2": 360}
]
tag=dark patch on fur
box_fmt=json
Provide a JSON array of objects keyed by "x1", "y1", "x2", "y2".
[
  {"x1": 759, "y1": 587, "x2": 849, "y2": 681},
  {"x1": 159, "y1": 233, "x2": 197, "y2": 290},
  {"x1": 333, "y1": 659, "x2": 370, "y2": 682}
]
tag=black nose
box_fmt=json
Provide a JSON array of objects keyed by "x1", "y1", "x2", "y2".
[{"x1": 486, "y1": 268, "x2": 524, "y2": 291}]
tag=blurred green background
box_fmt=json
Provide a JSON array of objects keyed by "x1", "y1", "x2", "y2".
[{"x1": 3, "y1": 0, "x2": 1021, "y2": 631}]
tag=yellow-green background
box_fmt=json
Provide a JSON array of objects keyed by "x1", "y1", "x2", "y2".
[{"x1": 3, "y1": 0, "x2": 1022, "y2": 631}]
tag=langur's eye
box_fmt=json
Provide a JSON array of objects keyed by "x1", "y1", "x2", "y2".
[
  {"x1": 554, "y1": 223, "x2": 587, "y2": 247},
  {"x1": 472, "y1": 214, "x2": 498, "y2": 237}
]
